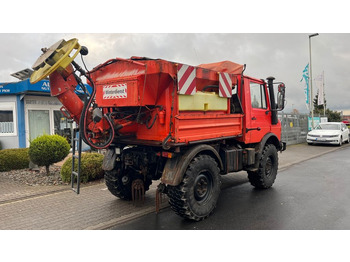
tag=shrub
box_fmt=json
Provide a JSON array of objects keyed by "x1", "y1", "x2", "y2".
[
  {"x1": 29, "y1": 134, "x2": 70, "y2": 175},
  {"x1": 0, "y1": 148, "x2": 30, "y2": 172},
  {"x1": 60, "y1": 152, "x2": 104, "y2": 183}
]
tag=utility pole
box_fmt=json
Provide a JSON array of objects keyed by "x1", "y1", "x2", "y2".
[{"x1": 309, "y1": 33, "x2": 319, "y2": 129}]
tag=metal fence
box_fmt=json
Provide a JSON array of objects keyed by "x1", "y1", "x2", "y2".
[{"x1": 279, "y1": 113, "x2": 308, "y2": 145}]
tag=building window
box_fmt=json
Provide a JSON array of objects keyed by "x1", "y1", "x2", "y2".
[
  {"x1": 0, "y1": 102, "x2": 16, "y2": 136},
  {"x1": 28, "y1": 110, "x2": 50, "y2": 141},
  {"x1": 54, "y1": 110, "x2": 72, "y2": 144}
]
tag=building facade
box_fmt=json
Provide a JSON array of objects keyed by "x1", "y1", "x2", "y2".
[
  {"x1": 0, "y1": 78, "x2": 87, "y2": 149},
  {"x1": 341, "y1": 110, "x2": 350, "y2": 122}
]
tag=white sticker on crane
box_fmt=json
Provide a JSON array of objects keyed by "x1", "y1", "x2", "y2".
[{"x1": 103, "y1": 83, "x2": 127, "y2": 99}]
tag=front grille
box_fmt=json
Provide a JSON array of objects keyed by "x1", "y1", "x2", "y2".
[{"x1": 308, "y1": 134, "x2": 337, "y2": 138}]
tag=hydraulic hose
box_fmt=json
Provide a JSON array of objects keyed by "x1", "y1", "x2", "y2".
[{"x1": 72, "y1": 61, "x2": 115, "y2": 149}]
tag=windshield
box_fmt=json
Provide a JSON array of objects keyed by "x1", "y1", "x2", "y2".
[{"x1": 315, "y1": 123, "x2": 340, "y2": 130}]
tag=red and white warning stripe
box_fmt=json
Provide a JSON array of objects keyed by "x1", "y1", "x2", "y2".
[
  {"x1": 177, "y1": 64, "x2": 196, "y2": 95},
  {"x1": 219, "y1": 72, "x2": 232, "y2": 98}
]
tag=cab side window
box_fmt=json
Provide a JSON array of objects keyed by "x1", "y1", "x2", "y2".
[{"x1": 250, "y1": 82, "x2": 267, "y2": 109}]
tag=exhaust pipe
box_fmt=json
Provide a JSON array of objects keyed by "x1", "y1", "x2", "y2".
[{"x1": 267, "y1": 76, "x2": 278, "y2": 125}]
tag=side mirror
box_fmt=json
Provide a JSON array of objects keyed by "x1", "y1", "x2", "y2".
[{"x1": 277, "y1": 83, "x2": 286, "y2": 110}]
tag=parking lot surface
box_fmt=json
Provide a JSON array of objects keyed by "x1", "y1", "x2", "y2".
[{"x1": 0, "y1": 143, "x2": 346, "y2": 229}]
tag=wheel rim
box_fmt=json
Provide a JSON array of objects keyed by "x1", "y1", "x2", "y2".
[
  {"x1": 194, "y1": 171, "x2": 213, "y2": 203},
  {"x1": 265, "y1": 156, "x2": 274, "y2": 177}
]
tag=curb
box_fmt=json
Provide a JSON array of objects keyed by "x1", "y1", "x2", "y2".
[{"x1": 84, "y1": 206, "x2": 157, "y2": 230}]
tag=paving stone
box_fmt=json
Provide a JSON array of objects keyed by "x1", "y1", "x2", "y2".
[{"x1": 0, "y1": 143, "x2": 346, "y2": 229}]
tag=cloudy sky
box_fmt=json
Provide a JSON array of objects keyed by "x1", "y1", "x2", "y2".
[
  {"x1": 1, "y1": 1, "x2": 350, "y2": 115},
  {"x1": 1, "y1": 33, "x2": 349, "y2": 114}
]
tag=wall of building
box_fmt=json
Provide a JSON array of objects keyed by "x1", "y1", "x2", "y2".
[
  {"x1": 0, "y1": 78, "x2": 91, "y2": 150},
  {"x1": 342, "y1": 110, "x2": 350, "y2": 122}
]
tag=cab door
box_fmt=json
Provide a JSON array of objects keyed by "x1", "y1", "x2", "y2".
[{"x1": 246, "y1": 80, "x2": 271, "y2": 143}]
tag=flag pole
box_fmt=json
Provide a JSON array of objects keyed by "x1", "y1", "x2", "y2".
[
  {"x1": 309, "y1": 33, "x2": 319, "y2": 129},
  {"x1": 323, "y1": 71, "x2": 326, "y2": 116}
]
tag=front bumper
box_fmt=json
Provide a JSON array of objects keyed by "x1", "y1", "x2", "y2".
[
  {"x1": 280, "y1": 141, "x2": 287, "y2": 151},
  {"x1": 306, "y1": 136, "x2": 340, "y2": 145}
]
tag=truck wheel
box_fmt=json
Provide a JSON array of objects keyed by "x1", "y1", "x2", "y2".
[
  {"x1": 167, "y1": 155, "x2": 221, "y2": 221},
  {"x1": 104, "y1": 164, "x2": 152, "y2": 200},
  {"x1": 248, "y1": 144, "x2": 278, "y2": 189}
]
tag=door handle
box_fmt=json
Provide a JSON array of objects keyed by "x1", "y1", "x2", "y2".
[
  {"x1": 246, "y1": 127, "x2": 261, "y2": 133},
  {"x1": 252, "y1": 117, "x2": 256, "y2": 120}
]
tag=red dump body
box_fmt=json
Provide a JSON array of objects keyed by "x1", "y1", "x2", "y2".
[{"x1": 88, "y1": 58, "x2": 250, "y2": 146}]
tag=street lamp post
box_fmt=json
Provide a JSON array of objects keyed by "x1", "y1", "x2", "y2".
[{"x1": 309, "y1": 33, "x2": 319, "y2": 129}]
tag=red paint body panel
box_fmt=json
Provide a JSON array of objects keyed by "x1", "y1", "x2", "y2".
[
  {"x1": 174, "y1": 113, "x2": 243, "y2": 143},
  {"x1": 50, "y1": 57, "x2": 281, "y2": 147},
  {"x1": 237, "y1": 75, "x2": 282, "y2": 144}
]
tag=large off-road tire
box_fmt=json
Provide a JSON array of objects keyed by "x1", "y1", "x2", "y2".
[
  {"x1": 248, "y1": 144, "x2": 278, "y2": 189},
  {"x1": 104, "y1": 163, "x2": 152, "y2": 200},
  {"x1": 167, "y1": 155, "x2": 221, "y2": 221}
]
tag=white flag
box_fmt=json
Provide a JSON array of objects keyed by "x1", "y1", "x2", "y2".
[{"x1": 315, "y1": 72, "x2": 324, "y2": 105}]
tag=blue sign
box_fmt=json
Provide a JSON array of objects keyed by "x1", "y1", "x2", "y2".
[
  {"x1": 0, "y1": 79, "x2": 91, "y2": 95},
  {"x1": 308, "y1": 117, "x2": 321, "y2": 130}
]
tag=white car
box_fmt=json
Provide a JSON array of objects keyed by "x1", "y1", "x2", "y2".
[{"x1": 307, "y1": 122, "x2": 349, "y2": 146}]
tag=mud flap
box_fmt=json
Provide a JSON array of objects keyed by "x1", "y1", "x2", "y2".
[
  {"x1": 131, "y1": 179, "x2": 145, "y2": 205},
  {"x1": 155, "y1": 183, "x2": 167, "y2": 213},
  {"x1": 102, "y1": 149, "x2": 116, "y2": 171}
]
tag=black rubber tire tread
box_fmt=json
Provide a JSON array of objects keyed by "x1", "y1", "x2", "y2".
[
  {"x1": 247, "y1": 144, "x2": 278, "y2": 189},
  {"x1": 104, "y1": 165, "x2": 152, "y2": 200},
  {"x1": 338, "y1": 136, "x2": 343, "y2": 146},
  {"x1": 167, "y1": 155, "x2": 221, "y2": 221}
]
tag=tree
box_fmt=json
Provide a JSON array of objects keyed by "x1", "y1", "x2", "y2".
[
  {"x1": 313, "y1": 93, "x2": 326, "y2": 115},
  {"x1": 313, "y1": 93, "x2": 341, "y2": 122},
  {"x1": 29, "y1": 134, "x2": 70, "y2": 175},
  {"x1": 325, "y1": 108, "x2": 342, "y2": 122}
]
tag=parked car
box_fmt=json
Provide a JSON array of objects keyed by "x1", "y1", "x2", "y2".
[
  {"x1": 307, "y1": 122, "x2": 350, "y2": 146},
  {"x1": 342, "y1": 120, "x2": 350, "y2": 128}
]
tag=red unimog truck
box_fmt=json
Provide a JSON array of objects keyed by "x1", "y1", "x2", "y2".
[{"x1": 30, "y1": 38, "x2": 286, "y2": 221}]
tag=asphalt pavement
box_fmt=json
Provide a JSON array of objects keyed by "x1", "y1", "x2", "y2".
[
  {"x1": 113, "y1": 144, "x2": 350, "y2": 229},
  {"x1": 0, "y1": 143, "x2": 347, "y2": 229}
]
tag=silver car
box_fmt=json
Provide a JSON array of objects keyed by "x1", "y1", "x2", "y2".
[{"x1": 307, "y1": 122, "x2": 350, "y2": 146}]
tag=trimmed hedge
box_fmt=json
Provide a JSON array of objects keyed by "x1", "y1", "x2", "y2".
[
  {"x1": 0, "y1": 148, "x2": 30, "y2": 172},
  {"x1": 29, "y1": 134, "x2": 70, "y2": 174},
  {"x1": 60, "y1": 153, "x2": 104, "y2": 183}
]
